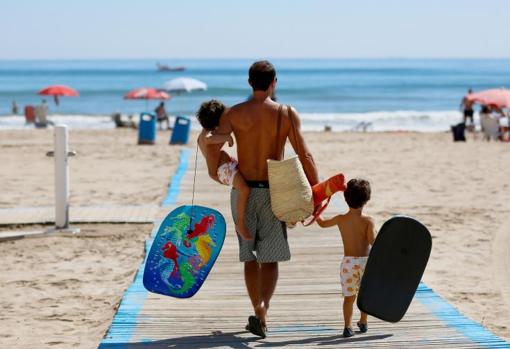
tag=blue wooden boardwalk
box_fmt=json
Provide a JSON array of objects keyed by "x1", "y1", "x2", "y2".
[{"x1": 98, "y1": 149, "x2": 510, "y2": 349}]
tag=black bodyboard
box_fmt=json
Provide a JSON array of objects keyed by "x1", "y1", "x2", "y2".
[{"x1": 357, "y1": 216, "x2": 432, "y2": 322}]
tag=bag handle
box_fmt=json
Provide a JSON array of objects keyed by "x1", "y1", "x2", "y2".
[
  {"x1": 286, "y1": 105, "x2": 303, "y2": 158},
  {"x1": 274, "y1": 104, "x2": 284, "y2": 159},
  {"x1": 302, "y1": 197, "x2": 332, "y2": 226},
  {"x1": 287, "y1": 105, "x2": 318, "y2": 226},
  {"x1": 273, "y1": 105, "x2": 301, "y2": 160}
]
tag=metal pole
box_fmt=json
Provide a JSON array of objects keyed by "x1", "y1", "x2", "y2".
[{"x1": 54, "y1": 125, "x2": 69, "y2": 229}]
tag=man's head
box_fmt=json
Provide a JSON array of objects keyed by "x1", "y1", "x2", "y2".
[
  {"x1": 249, "y1": 60, "x2": 276, "y2": 92},
  {"x1": 468, "y1": 88, "x2": 473, "y2": 94},
  {"x1": 196, "y1": 99, "x2": 226, "y2": 131},
  {"x1": 344, "y1": 178, "x2": 371, "y2": 209}
]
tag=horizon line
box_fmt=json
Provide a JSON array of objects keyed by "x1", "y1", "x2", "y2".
[{"x1": 1, "y1": 56, "x2": 510, "y2": 61}]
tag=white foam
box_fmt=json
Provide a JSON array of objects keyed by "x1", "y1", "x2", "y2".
[
  {"x1": 0, "y1": 110, "x2": 468, "y2": 132},
  {"x1": 0, "y1": 115, "x2": 115, "y2": 130},
  {"x1": 298, "y1": 110, "x2": 466, "y2": 132}
]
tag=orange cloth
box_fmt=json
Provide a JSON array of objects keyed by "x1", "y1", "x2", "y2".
[
  {"x1": 312, "y1": 173, "x2": 346, "y2": 207},
  {"x1": 302, "y1": 173, "x2": 346, "y2": 226}
]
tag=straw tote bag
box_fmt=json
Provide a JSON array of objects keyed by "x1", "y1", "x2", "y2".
[{"x1": 267, "y1": 105, "x2": 314, "y2": 223}]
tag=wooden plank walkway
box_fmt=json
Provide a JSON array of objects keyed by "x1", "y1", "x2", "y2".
[
  {"x1": 0, "y1": 204, "x2": 161, "y2": 225},
  {"x1": 99, "y1": 149, "x2": 510, "y2": 348}
]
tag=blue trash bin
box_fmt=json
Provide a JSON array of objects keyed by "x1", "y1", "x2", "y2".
[
  {"x1": 170, "y1": 116, "x2": 191, "y2": 144},
  {"x1": 138, "y1": 113, "x2": 157, "y2": 145}
]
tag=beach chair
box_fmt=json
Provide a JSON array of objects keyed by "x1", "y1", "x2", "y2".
[
  {"x1": 111, "y1": 113, "x2": 124, "y2": 128},
  {"x1": 480, "y1": 114, "x2": 500, "y2": 141},
  {"x1": 34, "y1": 105, "x2": 54, "y2": 128},
  {"x1": 34, "y1": 106, "x2": 46, "y2": 128},
  {"x1": 111, "y1": 113, "x2": 136, "y2": 128},
  {"x1": 24, "y1": 105, "x2": 35, "y2": 124}
]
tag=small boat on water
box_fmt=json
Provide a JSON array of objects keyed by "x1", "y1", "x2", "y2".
[{"x1": 157, "y1": 63, "x2": 186, "y2": 72}]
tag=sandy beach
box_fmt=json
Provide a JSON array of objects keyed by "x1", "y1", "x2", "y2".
[{"x1": 0, "y1": 128, "x2": 509, "y2": 348}]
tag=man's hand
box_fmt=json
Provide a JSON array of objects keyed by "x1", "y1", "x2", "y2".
[{"x1": 227, "y1": 135, "x2": 234, "y2": 147}]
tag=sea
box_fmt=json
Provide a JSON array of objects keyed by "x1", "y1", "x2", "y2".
[{"x1": 1, "y1": 59, "x2": 509, "y2": 131}]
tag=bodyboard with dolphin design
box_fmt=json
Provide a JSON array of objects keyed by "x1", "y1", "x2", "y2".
[
  {"x1": 357, "y1": 216, "x2": 432, "y2": 322},
  {"x1": 143, "y1": 205, "x2": 226, "y2": 298}
]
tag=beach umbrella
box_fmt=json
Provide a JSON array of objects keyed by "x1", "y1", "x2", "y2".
[
  {"x1": 466, "y1": 88, "x2": 510, "y2": 109},
  {"x1": 38, "y1": 85, "x2": 79, "y2": 106},
  {"x1": 163, "y1": 77, "x2": 207, "y2": 94},
  {"x1": 124, "y1": 87, "x2": 170, "y2": 100},
  {"x1": 124, "y1": 87, "x2": 170, "y2": 110}
]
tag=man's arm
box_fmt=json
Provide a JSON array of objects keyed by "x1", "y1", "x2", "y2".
[
  {"x1": 366, "y1": 217, "x2": 376, "y2": 246},
  {"x1": 287, "y1": 107, "x2": 319, "y2": 186},
  {"x1": 204, "y1": 132, "x2": 234, "y2": 147},
  {"x1": 316, "y1": 215, "x2": 339, "y2": 228}
]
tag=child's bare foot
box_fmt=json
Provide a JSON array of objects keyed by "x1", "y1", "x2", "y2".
[{"x1": 236, "y1": 223, "x2": 253, "y2": 240}]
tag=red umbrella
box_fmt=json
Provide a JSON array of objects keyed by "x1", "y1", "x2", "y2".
[
  {"x1": 38, "y1": 85, "x2": 79, "y2": 106},
  {"x1": 466, "y1": 88, "x2": 510, "y2": 109},
  {"x1": 124, "y1": 88, "x2": 170, "y2": 100},
  {"x1": 39, "y1": 85, "x2": 79, "y2": 97}
]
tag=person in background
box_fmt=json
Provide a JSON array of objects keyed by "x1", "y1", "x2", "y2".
[
  {"x1": 492, "y1": 105, "x2": 508, "y2": 119},
  {"x1": 12, "y1": 101, "x2": 18, "y2": 115},
  {"x1": 460, "y1": 89, "x2": 475, "y2": 128},
  {"x1": 479, "y1": 105, "x2": 501, "y2": 141},
  {"x1": 34, "y1": 99, "x2": 53, "y2": 128},
  {"x1": 155, "y1": 102, "x2": 170, "y2": 130},
  {"x1": 479, "y1": 105, "x2": 491, "y2": 119},
  {"x1": 41, "y1": 99, "x2": 48, "y2": 116}
]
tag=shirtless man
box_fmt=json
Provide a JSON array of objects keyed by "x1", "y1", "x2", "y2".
[
  {"x1": 208, "y1": 60, "x2": 319, "y2": 338},
  {"x1": 460, "y1": 88, "x2": 475, "y2": 126}
]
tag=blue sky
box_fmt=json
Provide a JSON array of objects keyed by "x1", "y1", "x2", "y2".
[{"x1": 2, "y1": 0, "x2": 510, "y2": 59}]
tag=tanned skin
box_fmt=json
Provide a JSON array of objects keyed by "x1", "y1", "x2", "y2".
[
  {"x1": 317, "y1": 209, "x2": 376, "y2": 329},
  {"x1": 207, "y1": 79, "x2": 319, "y2": 328}
]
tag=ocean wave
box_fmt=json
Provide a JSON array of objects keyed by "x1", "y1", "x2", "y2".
[
  {"x1": 0, "y1": 115, "x2": 114, "y2": 130},
  {"x1": 299, "y1": 110, "x2": 466, "y2": 131},
  {"x1": 0, "y1": 110, "x2": 468, "y2": 132}
]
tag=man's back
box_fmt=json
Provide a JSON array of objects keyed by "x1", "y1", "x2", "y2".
[{"x1": 225, "y1": 98, "x2": 291, "y2": 181}]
